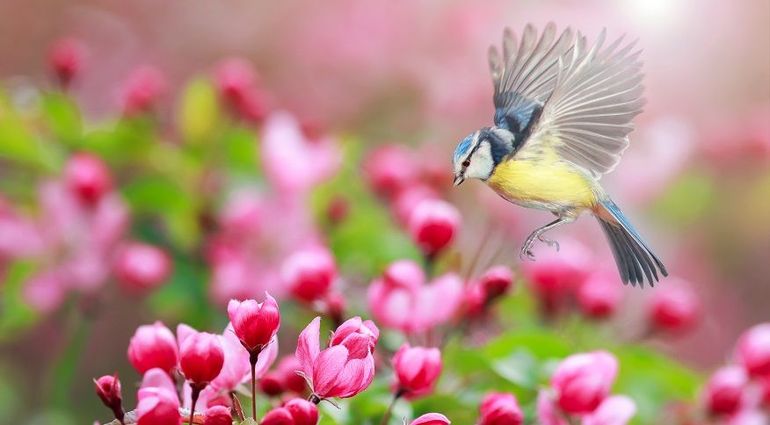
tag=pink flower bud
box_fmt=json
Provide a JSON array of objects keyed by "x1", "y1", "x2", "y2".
[
  {"x1": 408, "y1": 199, "x2": 460, "y2": 258},
  {"x1": 136, "y1": 387, "x2": 181, "y2": 425},
  {"x1": 551, "y1": 351, "x2": 619, "y2": 415},
  {"x1": 478, "y1": 265, "x2": 514, "y2": 300},
  {"x1": 260, "y1": 373, "x2": 285, "y2": 396},
  {"x1": 363, "y1": 145, "x2": 419, "y2": 199},
  {"x1": 128, "y1": 322, "x2": 179, "y2": 375},
  {"x1": 261, "y1": 407, "x2": 293, "y2": 425},
  {"x1": 227, "y1": 293, "x2": 281, "y2": 352},
  {"x1": 214, "y1": 58, "x2": 268, "y2": 123},
  {"x1": 411, "y1": 413, "x2": 451, "y2": 425},
  {"x1": 383, "y1": 260, "x2": 425, "y2": 291},
  {"x1": 94, "y1": 374, "x2": 123, "y2": 422},
  {"x1": 737, "y1": 323, "x2": 770, "y2": 378},
  {"x1": 392, "y1": 344, "x2": 442, "y2": 398},
  {"x1": 120, "y1": 65, "x2": 167, "y2": 116},
  {"x1": 49, "y1": 37, "x2": 84, "y2": 87},
  {"x1": 277, "y1": 355, "x2": 307, "y2": 394},
  {"x1": 282, "y1": 248, "x2": 337, "y2": 303},
  {"x1": 577, "y1": 272, "x2": 623, "y2": 319},
  {"x1": 284, "y1": 398, "x2": 319, "y2": 425},
  {"x1": 704, "y1": 366, "x2": 748, "y2": 416},
  {"x1": 65, "y1": 153, "x2": 112, "y2": 206},
  {"x1": 203, "y1": 405, "x2": 232, "y2": 425},
  {"x1": 296, "y1": 317, "x2": 377, "y2": 400},
  {"x1": 179, "y1": 332, "x2": 225, "y2": 385},
  {"x1": 114, "y1": 242, "x2": 172, "y2": 292},
  {"x1": 462, "y1": 283, "x2": 487, "y2": 317},
  {"x1": 479, "y1": 392, "x2": 523, "y2": 425},
  {"x1": 648, "y1": 283, "x2": 700, "y2": 333},
  {"x1": 392, "y1": 185, "x2": 439, "y2": 225}
]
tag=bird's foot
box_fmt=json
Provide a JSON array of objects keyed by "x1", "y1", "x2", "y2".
[
  {"x1": 538, "y1": 235, "x2": 560, "y2": 252},
  {"x1": 519, "y1": 238, "x2": 537, "y2": 261}
]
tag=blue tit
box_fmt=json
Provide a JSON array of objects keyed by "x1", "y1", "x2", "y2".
[{"x1": 451, "y1": 23, "x2": 667, "y2": 287}]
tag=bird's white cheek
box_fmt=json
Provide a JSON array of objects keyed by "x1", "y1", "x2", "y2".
[{"x1": 465, "y1": 158, "x2": 493, "y2": 180}]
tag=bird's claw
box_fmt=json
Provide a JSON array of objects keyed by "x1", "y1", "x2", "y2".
[
  {"x1": 519, "y1": 245, "x2": 536, "y2": 261},
  {"x1": 538, "y1": 235, "x2": 560, "y2": 252}
]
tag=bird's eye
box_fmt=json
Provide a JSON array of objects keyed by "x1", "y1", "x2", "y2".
[{"x1": 462, "y1": 159, "x2": 470, "y2": 167}]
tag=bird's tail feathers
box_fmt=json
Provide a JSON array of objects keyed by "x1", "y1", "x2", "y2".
[{"x1": 594, "y1": 199, "x2": 667, "y2": 287}]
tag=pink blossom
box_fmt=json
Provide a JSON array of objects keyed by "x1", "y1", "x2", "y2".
[
  {"x1": 295, "y1": 317, "x2": 376, "y2": 400},
  {"x1": 179, "y1": 331, "x2": 225, "y2": 384},
  {"x1": 227, "y1": 293, "x2": 281, "y2": 352},
  {"x1": 363, "y1": 145, "x2": 420, "y2": 199},
  {"x1": 260, "y1": 112, "x2": 341, "y2": 195},
  {"x1": 114, "y1": 242, "x2": 172, "y2": 292},
  {"x1": 48, "y1": 37, "x2": 85, "y2": 87},
  {"x1": 552, "y1": 351, "x2": 619, "y2": 415},
  {"x1": 65, "y1": 153, "x2": 112, "y2": 206},
  {"x1": 411, "y1": 413, "x2": 451, "y2": 425},
  {"x1": 704, "y1": 366, "x2": 748, "y2": 416},
  {"x1": 211, "y1": 323, "x2": 278, "y2": 393},
  {"x1": 203, "y1": 405, "x2": 231, "y2": 425},
  {"x1": 214, "y1": 58, "x2": 268, "y2": 123},
  {"x1": 479, "y1": 392, "x2": 523, "y2": 425},
  {"x1": 577, "y1": 272, "x2": 624, "y2": 319},
  {"x1": 137, "y1": 369, "x2": 180, "y2": 425},
  {"x1": 392, "y1": 344, "x2": 442, "y2": 398},
  {"x1": 407, "y1": 199, "x2": 460, "y2": 258},
  {"x1": 536, "y1": 391, "x2": 568, "y2": 425},
  {"x1": 128, "y1": 322, "x2": 179, "y2": 375},
  {"x1": 261, "y1": 407, "x2": 293, "y2": 425},
  {"x1": 120, "y1": 65, "x2": 167, "y2": 116},
  {"x1": 392, "y1": 185, "x2": 440, "y2": 225},
  {"x1": 329, "y1": 316, "x2": 380, "y2": 358},
  {"x1": 737, "y1": 323, "x2": 770, "y2": 379},
  {"x1": 478, "y1": 265, "x2": 514, "y2": 300},
  {"x1": 647, "y1": 280, "x2": 701, "y2": 333},
  {"x1": 282, "y1": 247, "x2": 337, "y2": 303},
  {"x1": 94, "y1": 374, "x2": 123, "y2": 422},
  {"x1": 283, "y1": 398, "x2": 319, "y2": 425},
  {"x1": 368, "y1": 262, "x2": 463, "y2": 334}
]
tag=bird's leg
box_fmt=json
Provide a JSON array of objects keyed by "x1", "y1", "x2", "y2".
[{"x1": 519, "y1": 216, "x2": 575, "y2": 261}]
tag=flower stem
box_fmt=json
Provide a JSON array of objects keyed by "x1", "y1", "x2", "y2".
[
  {"x1": 189, "y1": 384, "x2": 202, "y2": 425},
  {"x1": 250, "y1": 349, "x2": 261, "y2": 420},
  {"x1": 379, "y1": 391, "x2": 403, "y2": 425}
]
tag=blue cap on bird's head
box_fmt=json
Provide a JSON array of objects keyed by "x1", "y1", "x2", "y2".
[{"x1": 452, "y1": 131, "x2": 481, "y2": 186}]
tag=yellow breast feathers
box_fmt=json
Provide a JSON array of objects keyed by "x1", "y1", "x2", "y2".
[{"x1": 487, "y1": 147, "x2": 598, "y2": 210}]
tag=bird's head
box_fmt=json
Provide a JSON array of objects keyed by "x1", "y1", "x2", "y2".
[{"x1": 452, "y1": 130, "x2": 496, "y2": 186}]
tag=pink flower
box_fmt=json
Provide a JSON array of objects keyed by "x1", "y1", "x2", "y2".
[
  {"x1": 295, "y1": 317, "x2": 376, "y2": 400},
  {"x1": 408, "y1": 199, "x2": 460, "y2": 258},
  {"x1": 179, "y1": 332, "x2": 225, "y2": 385},
  {"x1": 128, "y1": 322, "x2": 179, "y2": 375},
  {"x1": 737, "y1": 323, "x2": 770, "y2": 378},
  {"x1": 577, "y1": 272, "x2": 623, "y2": 319},
  {"x1": 137, "y1": 370, "x2": 181, "y2": 425},
  {"x1": 261, "y1": 407, "x2": 293, "y2": 425},
  {"x1": 114, "y1": 242, "x2": 172, "y2": 292},
  {"x1": 411, "y1": 413, "x2": 451, "y2": 425},
  {"x1": 368, "y1": 262, "x2": 463, "y2": 334},
  {"x1": 392, "y1": 185, "x2": 439, "y2": 225},
  {"x1": 94, "y1": 374, "x2": 123, "y2": 422},
  {"x1": 363, "y1": 145, "x2": 419, "y2": 199},
  {"x1": 260, "y1": 112, "x2": 341, "y2": 195},
  {"x1": 647, "y1": 281, "x2": 701, "y2": 333},
  {"x1": 552, "y1": 351, "x2": 619, "y2": 415},
  {"x1": 536, "y1": 391, "x2": 568, "y2": 425},
  {"x1": 478, "y1": 265, "x2": 514, "y2": 300},
  {"x1": 479, "y1": 392, "x2": 523, "y2": 425},
  {"x1": 329, "y1": 316, "x2": 380, "y2": 358},
  {"x1": 120, "y1": 65, "x2": 167, "y2": 116},
  {"x1": 521, "y1": 238, "x2": 592, "y2": 316},
  {"x1": 392, "y1": 344, "x2": 442, "y2": 398},
  {"x1": 284, "y1": 398, "x2": 319, "y2": 425},
  {"x1": 704, "y1": 366, "x2": 748, "y2": 416},
  {"x1": 203, "y1": 405, "x2": 231, "y2": 425},
  {"x1": 48, "y1": 37, "x2": 84, "y2": 87},
  {"x1": 277, "y1": 355, "x2": 308, "y2": 394},
  {"x1": 65, "y1": 153, "x2": 112, "y2": 206},
  {"x1": 582, "y1": 396, "x2": 637, "y2": 425},
  {"x1": 227, "y1": 293, "x2": 281, "y2": 353},
  {"x1": 214, "y1": 58, "x2": 268, "y2": 123},
  {"x1": 282, "y1": 247, "x2": 337, "y2": 303}
]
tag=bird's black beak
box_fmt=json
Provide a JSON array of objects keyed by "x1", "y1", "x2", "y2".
[{"x1": 453, "y1": 175, "x2": 465, "y2": 186}]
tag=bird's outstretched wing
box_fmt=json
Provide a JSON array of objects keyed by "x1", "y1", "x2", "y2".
[
  {"x1": 526, "y1": 30, "x2": 645, "y2": 178},
  {"x1": 489, "y1": 23, "x2": 575, "y2": 147}
]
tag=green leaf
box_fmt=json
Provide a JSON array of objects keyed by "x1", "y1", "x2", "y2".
[
  {"x1": 0, "y1": 261, "x2": 39, "y2": 341},
  {"x1": 40, "y1": 92, "x2": 82, "y2": 143},
  {"x1": 0, "y1": 97, "x2": 58, "y2": 170},
  {"x1": 178, "y1": 78, "x2": 220, "y2": 143}
]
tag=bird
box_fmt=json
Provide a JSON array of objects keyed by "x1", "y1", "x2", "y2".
[{"x1": 451, "y1": 23, "x2": 668, "y2": 287}]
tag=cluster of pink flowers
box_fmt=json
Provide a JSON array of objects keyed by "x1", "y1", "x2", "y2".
[
  {"x1": 700, "y1": 323, "x2": 770, "y2": 422},
  {"x1": 537, "y1": 351, "x2": 636, "y2": 425},
  {"x1": 522, "y1": 238, "x2": 702, "y2": 336}
]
